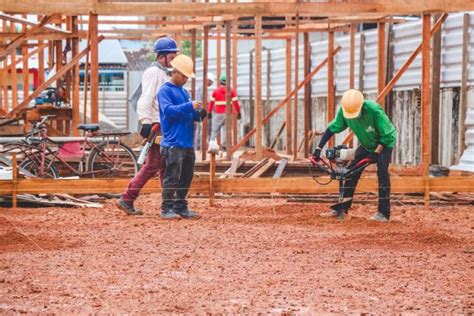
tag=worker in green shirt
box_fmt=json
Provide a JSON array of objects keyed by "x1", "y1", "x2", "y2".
[{"x1": 311, "y1": 89, "x2": 397, "y2": 221}]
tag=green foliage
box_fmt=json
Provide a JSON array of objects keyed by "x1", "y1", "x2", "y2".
[{"x1": 181, "y1": 40, "x2": 202, "y2": 58}]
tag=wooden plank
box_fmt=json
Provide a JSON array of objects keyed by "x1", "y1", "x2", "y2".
[
  {"x1": 242, "y1": 157, "x2": 269, "y2": 178},
  {"x1": 255, "y1": 15, "x2": 263, "y2": 160},
  {"x1": 2, "y1": 1, "x2": 473, "y2": 17},
  {"x1": 422, "y1": 14, "x2": 431, "y2": 207},
  {"x1": 225, "y1": 20, "x2": 232, "y2": 159},
  {"x1": 459, "y1": 13, "x2": 470, "y2": 156},
  {"x1": 71, "y1": 15, "x2": 80, "y2": 136},
  {"x1": 10, "y1": 21, "x2": 18, "y2": 110},
  {"x1": 89, "y1": 13, "x2": 99, "y2": 124},
  {"x1": 219, "y1": 157, "x2": 243, "y2": 179},
  {"x1": 358, "y1": 32, "x2": 365, "y2": 91},
  {"x1": 293, "y1": 15, "x2": 299, "y2": 160},
  {"x1": 250, "y1": 158, "x2": 275, "y2": 178},
  {"x1": 209, "y1": 153, "x2": 216, "y2": 206},
  {"x1": 232, "y1": 19, "x2": 238, "y2": 147},
  {"x1": 377, "y1": 22, "x2": 386, "y2": 107},
  {"x1": 349, "y1": 23, "x2": 356, "y2": 89},
  {"x1": 0, "y1": 13, "x2": 70, "y2": 34},
  {"x1": 327, "y1": 30, "x2": 335, "y2": 147},
  {"x1": 343, "y1": 14, "x2": 448, "y2": 145},
  {"x1": 303, "y1": 32, "x2": 311, "y2": 158},
  {"x1": 431, "y1": 14, "x2": 442, "y2": 165},
  {"x1": 12, "y1": 153, "x2": 17, "y2": 208},
  {"x1": 231, "y1": 45, "x2": 342, "y2": 155},
  {"x1": 273, "y1": 158, "x2": 288, "y2": 179},
  {"x1": 6, "y1": 38, "x2": 101, "y2": 118},
  {"x1": 21, "y1": 16, "x2": 29, "y2": 101},
  {"x1": 285, "y1": 35, "x2": 292, "y2": 155},
  {"x1": 201, "y1": 25, "x2": 209, "y2": 161}
]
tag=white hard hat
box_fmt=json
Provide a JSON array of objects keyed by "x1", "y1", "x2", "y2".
[{"x1": 207, "y1": 73, "x2": 215, "y2": 83}]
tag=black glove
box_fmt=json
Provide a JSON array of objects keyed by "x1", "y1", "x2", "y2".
[
  {"x1": 368, "y1": 151, "x2": 379, "y2": 162},
  {"x1": 311, "y1": 148, "x2": 322, "y2": 162},
  {"x1": 140, "y1": 124, "x2": 152, "y2": 139},
  {"x1": 198, "y1": 108, "x2": 207, "y2": 120},
  {"x1": 207, "y1": 112, "x2": 212, "y2": 120},
  {"x1": 237, "y1": 112, "x2": 242, "y2": 120}
]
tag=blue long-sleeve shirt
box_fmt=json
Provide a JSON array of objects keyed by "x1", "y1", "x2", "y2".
[{"x1": 157, "y1": 82, "x2": 201, "y2": 148}]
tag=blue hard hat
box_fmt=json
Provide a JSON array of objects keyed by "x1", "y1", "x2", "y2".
[{"x1": 154, "y1": 37, "x2": 180, "y2": 54}]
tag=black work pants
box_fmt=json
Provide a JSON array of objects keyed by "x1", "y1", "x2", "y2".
[
  {"x1": 331, "y1": 146, "x2": 392, "y2": 218},
  {"x1": 160, "y1": 147, "x2": 195, "y2": 212}
]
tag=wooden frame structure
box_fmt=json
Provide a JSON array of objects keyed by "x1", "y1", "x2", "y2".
[{"x1": 1, "y1": 0, "x2": 474, "y2": 206}]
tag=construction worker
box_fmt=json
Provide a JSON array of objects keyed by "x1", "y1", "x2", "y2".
[
  {"x1": 194, "y1": 73, "x2": 215, "y2": 150},
  {"x1": 207, "y1": 74, "x2": 241, "y2": 149},
  {"x1": 158, "y1": 54, "x2": 207, "y2": 219},
  {"x1": 311, "y1": 89, "x2": 397, "y2": 221},
  {"x1": 117, "y1": 37, "x2": 179, "y2": 216}
]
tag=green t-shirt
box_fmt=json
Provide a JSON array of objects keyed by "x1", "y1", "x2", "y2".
[{"x1": 328, "y1": 100, "x2": 396, "y2": 151}]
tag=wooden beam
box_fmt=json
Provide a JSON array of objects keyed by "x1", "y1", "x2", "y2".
[
  {"x1": 255, "y1": 15, "x2": 263, "y2": 160},
  {"x1": 225, "y1": 20, "x2": 232, "y2": 160},
  {"x1": 293, "y1": 15, "x2": 299, "y2": 160},
  {"x1": 358, "y1": 32, "x2": 365, "y2": 91},
  {"x1": 343, "y1": 14, "x2": 448, "y2": 145},
  {"x1": 6, "y1": 37, "x2": 102, "y2": 118},
  {"x1": 71, "y1": 15, "x2": 80, "y2": 136},
  {"x1": 285, "y1": 36, "x2": 292, "y2": 155},
  {"x1": 459, "y1": 13, "x2": 470, "y2": 157},
  {"x1": 201, "y1": 25, "x2": 209, "y2": 161},
  {"x1": 327, "y1": 30, "x2": 335, "y2": 147},
  {"x1": 303, "y1": 32, "x2": 311, "y2": 158},
  {"x1": 0, "y1": 13, "x2": 70, "y2": 34},
  {"x1": 422, "y1": 13, "x2": 431, "y2": 207},
  {"x1": 377, "y1": 22, "x2": 386, "y2": 107},
  {"x1": 349, "y1": 23, "x2": 356, "y2": 89},
  {"x1": 431, "y1": 14, "x2": 442, "y2": 165},
  {"x1": 231, "y1": 46, "x2": 342, "y2": 155},
  {"x1": 2, "y1": 1, "x2": 473, "y2": 17},
  {"x1": 21, "y1": 16, "x2": 29, "y2": 100},
  {"x1": 232, "y1": 18, "x2": 238, "y2": 147},
  {"x1": 0, "y1": 14, "x2": 57, "y2": 62},
  {"x1": 89, "y1": 13, "x2": 99, "y2": 124},
  {"x1": 9, "y1": 21, "x2": 18, "y2": 110}
]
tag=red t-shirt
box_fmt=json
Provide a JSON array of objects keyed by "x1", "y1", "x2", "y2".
[{"x1": 208, "y1": 86, "x2": 241, "y2": 114}]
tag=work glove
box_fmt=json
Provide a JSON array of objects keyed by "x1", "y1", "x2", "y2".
[
  {"x1": 311, "y1": 148, "x2": 322, "y2": 162},
  {"x1": 198, "y1": 108, "x2": 207, "y2": 120},
  {"x1": 207, "y1": 112, "x2": 212, "y2": 120},
  {"x1": 237, "y1": 112, "x2": 242, "y2": 120},
  {"x1": 140, "y1": 124, "x2": 152, "y2": 139},
  {"x1": 368, "y1": 151, "x2": 379, "y2": 163}
]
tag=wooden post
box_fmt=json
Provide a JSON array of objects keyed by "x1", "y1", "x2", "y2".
[
  {"x1": 286, "y1": 37, "x2": 292, "y2": 155},
  {"x1": 232, "y1": 19, "x2": 238, "y2": 147},
  {"x1": 89, "y1": 13, "x2": 99, "y2": 124},
  {"x1": 431, "y1": 14, "x2": 442, "y2": 164},
  {"x1": 255, "y1": 15, "x2": 263, "y2": 160},
  {"x1": 358, "y1": 32, "x2": 365, "y2": 92},
  {"x1": 459, "y1": 13, "x2": 470, "y2": 156},
  {"x1": 225, "y1": 20, "x2": 232, "y2": 159},
  {"x1": 265, "y1": 48, "x2": 271, "y2": 147},
  {"x1": 72, "y1": 15, "x2": 80, "y2": 136},
  {"x1": 378, "y1": 22, "x2": 386, "y2": 107},
  {"x1": 191, "y1": 29, "x2": 196, "y2": 99},
  {"x1": 201, "y1": 25, "x2": 209, "y2": 161},
  {"x1": 216, "y1": 22, "x2": 222, "y2": 86},
  {"x1": 422, "y1": 14, "x2": 431, "y2": 208},
  {"x1": 2, "y1": 20, "x2": 7, "y2": 112},
  {"x1": 209, "y1": 152, "x2": 216, "y2": 206},
  {"x1": 38, "y1": 15, "x2": 45, "y2": 86},
  {"x1": 55, "y1": 19, "x2": 63, "y2": 90},
  {"x1": 22, "y1": 16, "x2": 29, "y2": 100},
  {"x1": 327, "y1": 30, "x2": 335, "y2": 147},
  {"x1": 10, "y1": 21, "x2": 18, "y2": 109},
  {"x1": 349, "y1": 23, "x2": 356, "y2": 89},
  {"x1": 12, "y1": 153, "x2": 17, "y2": 208},
  {"x1": 303, "y1": 32, "x2": 311, "y2": 157},
  {"x1": 293, "y1": 15, "x2": 300, "y2": 160}
]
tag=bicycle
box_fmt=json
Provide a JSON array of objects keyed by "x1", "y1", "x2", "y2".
[{"x1": 1, "y1": 115, "x2": 138, "y2": 179}]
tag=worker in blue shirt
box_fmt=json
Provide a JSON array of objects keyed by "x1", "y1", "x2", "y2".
[{"x1": 157, "y1": 54, "x2": 206, "y2": 219}]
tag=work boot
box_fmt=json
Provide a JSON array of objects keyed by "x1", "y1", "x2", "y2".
[
  {"x1": 320, "y1": 209, "x2": 346, "y2": 220},
  {"x1": 174, "y1": 209, "x2": 202, "y2": 219},
  {"x1": 369, "y1": 212, "x2": 389, "y2": 222},
  {"x1": 117, "y1": 198, "x2": 143, "y2": 216},
  {"x1": 160, "y1": 209, "x2": 181, "y2": 219}
]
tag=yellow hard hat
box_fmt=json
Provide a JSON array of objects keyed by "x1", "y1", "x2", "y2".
[
  {"x1": 170, "y1": 54, "x2": 195, "y2": 78},
  {"x1": 341, "y1": 89, "x2": 364, "y2": 119}
]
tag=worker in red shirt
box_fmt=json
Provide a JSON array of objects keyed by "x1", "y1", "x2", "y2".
[{"x1": 207, "y1": 74, "x2": 241, "y2": 149}]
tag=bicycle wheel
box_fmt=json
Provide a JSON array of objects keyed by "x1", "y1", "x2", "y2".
[
  {"x1": 19, "y1": 157, "x2": 60, "y2": 178},
  {"x1": 87, "y1": 140, "x2": 138, "y2": 178}
]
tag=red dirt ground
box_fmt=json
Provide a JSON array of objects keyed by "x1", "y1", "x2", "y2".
[{"x1": 0, "y1": 195, "x2": 472, "y2": 314}]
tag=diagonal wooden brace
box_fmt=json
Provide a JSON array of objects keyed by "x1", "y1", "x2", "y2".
[
  {"x1": 6, "y1": 36, "x2": 104, "y2": 119},
  {"x1": 230, "y1": 45, "x2": 342, "y2": 155}
]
